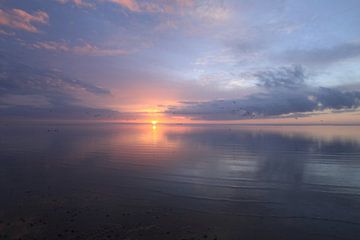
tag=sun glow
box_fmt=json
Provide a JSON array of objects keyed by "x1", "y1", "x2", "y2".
[{"x1": 151, "y1": 120, "x2": 158, "y2": 130}]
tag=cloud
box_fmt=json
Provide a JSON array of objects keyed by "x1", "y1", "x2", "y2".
[
  {"x1": 30, "y1": 41, "x2": 130, "y2": 56},
  {"x1": 102, "y1": 0, "x2": 193, "y2": 13},
  {"x1": 0, "y1": 53, "x2": 123, "y2": 119},
  {"x1": 255, "y1": 65, "x2": 306, "y2": 89},
  {"x1": 0, "y1": 94, "x2": 50, "y2": 108},
  {"x1": 0, "y1": 8, "x2": 48, "y2": 33},
  {"x1": 58, "y1": 0, "x2": 229, "y2": 23},
  {"x1": 67, "y1": 0, "x2": 162, "y2": 12},
  {"x1": 0, "y1": 54, "x2": 109, "y2": 106},
  {"x1": 280, "y1": 42, "x2": 360, "y2": 66},
  {"x1": 104, "y1": 0, "x2": 231, "y2": 25},
  {"x1": 57, "y1": 0, "x2": 95, "y2": 8},
  {"x1": 0, "y1": 104, "x2": 127, "y2": 120},
  {"x1": 194, "y1": 1, "x2": 230, "y2": 23},
  {"x1": 108, "y1": 0, "x2": 140, "y2": 12},
  {"x1": 166, "y1": 65, "x2": 360, "y2": 120},
  {"x1": 0, "y1": 29, "x2": 15, "y2": 36}
]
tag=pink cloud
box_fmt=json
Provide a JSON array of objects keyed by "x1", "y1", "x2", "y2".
[
  {"x1": 55, "y1": 0, "x2": 198, "y2": 15},
  {"x1": 73, "y1": 42, "x2": 129, "y2": 56},
  {"x1": 57, "y1": 0, "x2": 95, "y2": 8},
  {"x1": 0, "y1": 8, "x2": 48, "y2": 32},
  {"x1": 31, "y1": 41, "x2": 70, "y2": 51},
  {"x1": 108, "y1": 0, "x2": 140, "y2": 12}
]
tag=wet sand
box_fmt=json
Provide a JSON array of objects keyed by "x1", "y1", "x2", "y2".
[{"x1": 0, "y1": 124, "x2": 359, "y2": 239}]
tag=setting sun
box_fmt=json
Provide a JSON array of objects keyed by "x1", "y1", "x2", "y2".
[{"x1": 2, "y1": 1, "x2": 360, "y2": 239}]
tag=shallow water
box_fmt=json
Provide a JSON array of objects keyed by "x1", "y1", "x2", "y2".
[{"x1": 0, "y1": 123, "x2": 359, "y2": 239}]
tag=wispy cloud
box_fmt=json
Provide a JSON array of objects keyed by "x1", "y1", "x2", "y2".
[
  {"x1": 255, "y1": 65, "x2": 306, "y2": 89},
  {"x1": 57, "y1": 0, "x2": 230, "y2": 23},
  {"x1": 108, "y1": 0, "x2": 140, "y2": 12},
  {"x1": 0, "y1": 53, "x2": 117, "y2": 119},
  {"x1": 0, "y1": 104, "x2": 126, "y2": 120},
  {"x1": 107, "y1": 0, "x2": 230, "y2": 22},
  {"x1": 62, "y1": 0, "x2": 170, "y2": 12},
  {"x1": 30, "y1": 41, "x2": 130, "y2": 56},
  {"x1": 57, "y1": 0, "x2": 95, "y2": 8},
  {"x1": 0, "y1": 54, "x2": 110, "y2": 105},
  {"x1": 0, "y1": 29, "x2": 15, "y2": 36},
  {"x1": 194, "y1": 1, "x2": 230, "y2": 23},
  {"x1": 0, "y1": 8, "x2": 48, "y2": 32},
  {"x1": 279, "y1": 42, "x2": 360, "y2": 66}
]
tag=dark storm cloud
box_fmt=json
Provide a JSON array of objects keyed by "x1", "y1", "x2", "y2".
[
  {"x1": 280, "y1": 42, "x2": 360, "y2": 66},
  {"x1": 166, "y1": 65, "x2": 360, "y2": 120}
]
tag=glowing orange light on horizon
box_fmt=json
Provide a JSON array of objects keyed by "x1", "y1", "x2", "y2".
[{"x1": 151, "y1": 120, "x2": 158, "y2": 130}]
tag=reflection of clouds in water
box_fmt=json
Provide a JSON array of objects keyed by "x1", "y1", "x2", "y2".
[
  {"x1": 165, "y1": 125, "x2": 360, "y2": 189},
  {"x1": 1, "y1": 123, "x2": 360, "y2": 237},
  {"x1": 1, "y1": 124, "x2": 359, "y2": 190},
  {"x1": 243, "y1": 126, "x2": 360, "y2": 145}
]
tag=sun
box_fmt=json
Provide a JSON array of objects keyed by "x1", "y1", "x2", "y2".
[{"x1": 151, "y1": 120, "x2": 158, "y2": 130}]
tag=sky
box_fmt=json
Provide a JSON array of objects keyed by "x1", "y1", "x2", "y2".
[{"x1": 1, "y1": 0, "x2": 360, "y2": 123}]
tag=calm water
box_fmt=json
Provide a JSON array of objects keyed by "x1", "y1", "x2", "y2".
[{"x1": 0, "y1": 123, "x2": 360, "y2": 239}]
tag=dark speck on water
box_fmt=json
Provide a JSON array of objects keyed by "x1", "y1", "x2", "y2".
[{"x1": 0, "y1": 123, "x2": 360, "y2": 240}]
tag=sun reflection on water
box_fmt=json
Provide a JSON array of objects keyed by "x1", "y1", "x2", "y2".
[{"x1": 151, "y1": 120, "x2": 158, "y2": 131}]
